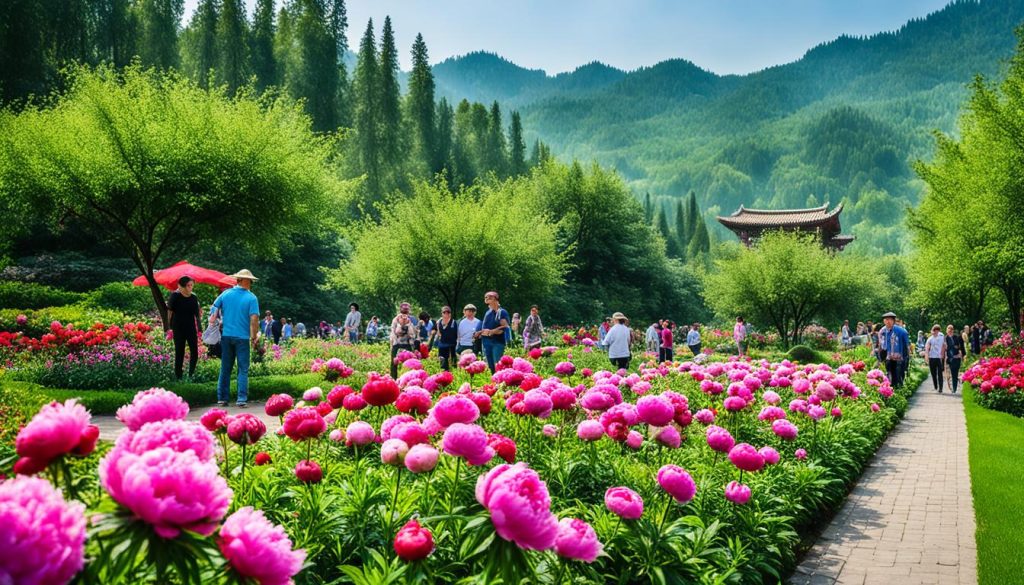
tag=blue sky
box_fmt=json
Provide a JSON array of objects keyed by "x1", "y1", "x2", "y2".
[{"x1": 184, "y1": 0, "x2": 953, "y2": 74}]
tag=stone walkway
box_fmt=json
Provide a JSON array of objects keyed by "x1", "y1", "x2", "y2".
[
  {"x1": 790, "y1": 380, "x2": 977, "y2": 585},
  {"x1": 94, "y1": 400, "x2": 282, "y2": 441}
]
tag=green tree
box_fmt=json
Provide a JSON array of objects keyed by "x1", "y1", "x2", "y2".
[
  {"x1": 674, "y1": 198, "x2": 689, "y2": 259},
  {"x1": 352, "y1": 19, "x2": 380, "y2": 198},
  {"x1": 509, "y1": 110, "x2": 527, "y2": 176},
  {"x1": 687, "y1": 213, "x2": 710, "y2": 259},
  {"x1": 135, "y1": 0, "x2": 183, "y2": 69},
  {"x1": 643, "y1": 192, "x2": 654, "y2": 224},
  {"x1": 217, "y1": 0, "x2": 248, "y2": 95},
  {"x1": 703, "y1": 231, "x2": 877, "y2": 348},
  {"x1": 436, "y1": 98, "x2": 455, "y2": 181},
  {"x1": 334, "y1": 178, "x2": 565, "y2": 311},
  {"x1": 486, "y1": 101, "x2": 508, "y2": 176},
  {"x1": 250, "y1": 0, "x2": 277, "y2": 91},
  {"x1": 377, "y1": 16, "x2": 403, "y2": 180},
  {"x1": 180, "y1": 0, "x2": 218, "y2": 88},
  {"x1": 288, "y1": 0, "x2": 342, "y2": 131},
  {"x1": 0, "y1": 65, "x2": 355, "y2": 326},
  {"x1": 407, "y1": 33, "x2": 437, "y2": 174}
]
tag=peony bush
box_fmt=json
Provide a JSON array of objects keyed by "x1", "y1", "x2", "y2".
[{"x1": 0, "y1": 344, "x2": 922, "y2": 584}]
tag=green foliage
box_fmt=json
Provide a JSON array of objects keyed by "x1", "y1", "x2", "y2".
[
  {"x1": 0, "y1": 281, "x2": 84, "y2": 310},
  {"x1": 334, "y1": 177, "x2": 565, "y2": 312},
  {"x1": 0, "y1": 305, "x2": 128, "y2": 337},
  {"x1": 785, "y1": 345, "x2": 826, "y2": 364},
  {"x1": 83, "y1": 282, "x2": 157, "y2": 316},
  {"x1": 704, "y1": 232, "x2": 883, "y2": 348},
  {"x1": 912, "y1": 26, "x2": 1024, "y2": 331}
]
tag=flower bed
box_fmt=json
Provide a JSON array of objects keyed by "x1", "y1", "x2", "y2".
[
  {"x1": 0, "y1": 346, "x2": 921, "y2": 584},
  {"x1": 962, "y1": 333, "x2": 1024, "y2": 417}
]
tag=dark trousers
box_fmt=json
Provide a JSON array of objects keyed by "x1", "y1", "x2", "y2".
[
  {"x1": 886, "y1": 358, "x2": 904, "y2": 388},
  {"x1": 948, "y1": 358, "x2": 962, "y2": 392},
  {"x1": 173, "y1": 328, "x2": 198, "y2": 379},
  {"x1": 482, "y1": 340, "x2": 505, "y2": 373},
  {"x1": 610, "y1": 356, "x2": 631, "y2": 370},
  {"x1": 390, "y1": 343, "x2": 413, "y2": 378},
  {"x1": 688, "y1": 344, "x2": 701, "y2": 356},
  {"x1": 439, "y1": 345, "x2": 455, "y2": 371},
  {"x1": 928, "y1": 358, "x2": 944, "y2": 391},
  {"x1": 659, "y1": 347, "x2": 674, "y2": 363}
]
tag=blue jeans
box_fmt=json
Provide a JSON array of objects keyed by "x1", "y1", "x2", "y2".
[
  {"x1": 348, "y1": 330, "x2": 358, "y2": 344},
  {"x1": 218, "y1": 336, "x2": 250, "y2": 404},
  {"x1": 482, "y1": 339, "x2": 505, "y2": 373}
]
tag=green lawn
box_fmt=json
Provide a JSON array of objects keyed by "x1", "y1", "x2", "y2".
[{"x1": 962, "y1": 383, "x2": 1024, "y2": 585}]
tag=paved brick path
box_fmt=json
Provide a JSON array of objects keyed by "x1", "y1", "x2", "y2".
[
  {"x1": 790, "y1": 380, "x2": 977, "y2": 585},
  {"x1": 94, "y1": 400, "x2": 281, "y2": 441}
]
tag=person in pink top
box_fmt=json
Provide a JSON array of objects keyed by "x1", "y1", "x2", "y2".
[
  {"x1": 659, "y1": 320, "x2": 674, "y2": 363},
  {"x1": 734, "y1": 316, "x2": 747, "y2": 357}
]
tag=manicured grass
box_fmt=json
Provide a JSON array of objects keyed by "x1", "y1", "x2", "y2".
[
  {"x1": 1, "y1": 373, "x2": 323, "y2": 414},
  {"x1": 962, "y1": 383, "x2": 1024, "y2": 585}
]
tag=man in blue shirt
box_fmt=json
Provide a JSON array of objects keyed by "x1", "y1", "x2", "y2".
[
  {"x1": 881, "y1": 312, "x2": 910, "y2": 388},
  {"x1": 210, "y1": 269, "x2": 261, "y2": 407},
  {"x1": 686, "y1": 323, "x2": 702, "y2": 356},
  {"x1": 478, "y1": 291, "x2": 510, "y2": 373}
]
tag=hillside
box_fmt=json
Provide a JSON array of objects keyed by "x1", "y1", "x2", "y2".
[{"x1": 427, "y1": 0, "x2": 1024, "y2": 253}]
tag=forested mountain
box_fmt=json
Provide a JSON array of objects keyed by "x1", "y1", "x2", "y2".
[{"x1": 429, "y1": 0, "x2": 1024, "y2": 253}]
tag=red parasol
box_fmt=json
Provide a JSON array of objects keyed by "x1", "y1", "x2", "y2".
[{"x1": 132, "y1": 261, "x2": 237, "y2": 292}]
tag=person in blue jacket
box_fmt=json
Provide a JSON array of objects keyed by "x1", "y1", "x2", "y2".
[{"x1": 881, "y1": 312, "x2": 910, "y2": 388}]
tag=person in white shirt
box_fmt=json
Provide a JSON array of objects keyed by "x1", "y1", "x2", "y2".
[
  {"x1": 344, "y1": 303, "x2": 362, "y2": 343},
  {"x1": 457, "y1": 304, "x2": 480, "y2": 355},
  {"x1": 645, "y1": 322, "x2": 659, "y2": 354},
  {"x1": 924, "y1": 324, "x2": 946, "y2": 393},
  {"x1": 686, "y1": 323, "x2": 702, "y2": 356},
  {"x1": 603, "y1": 312, "x2": 633, "y2": 370}
]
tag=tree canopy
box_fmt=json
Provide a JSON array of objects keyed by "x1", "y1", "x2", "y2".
[{"x1": 0, "y1": 65, "x2": 357, "y2": 325}]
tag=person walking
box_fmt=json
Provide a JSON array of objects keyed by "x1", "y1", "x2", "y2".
[
  {"x1": 645, "y1": 322, "x2": 660, "y2": 355},
  {"x1": 946, "y1": 324, "x2": 965, "y2": 394},
  {"x1": 210, "y1": 269, "x2": 261, "y2": 407},
  {"x1": 924, "y1": 324, "x2": 946, "y2": 393},
  {"x1": 457, "y1": 304, "x2": 480, "y2": 355},
  {"x1": 841, "y1": 320, "x2": 851, "y2": 347},
  {"x1": 430, "y1": 306, "x2": 459, "y2": 371},
  {"x1": 881, "y1": 312, "x2": 910, "y2": 388},
  {"x1": 261, "y1": 311, "x2": 274, "y2": 339},
  {"x1": 659, "y1": 320, "x2": 674, "y2": 363},
  {"x1": 167, "y1": 275, "x2": 201, "y2": 381},
  {"x1": 970, "y1": 321, "x2": 983, "y2": 355},
  {"x1": 734, "y1": 317, "x2": 747, "y2": 357},
  {"x1": 281, "y1": 318, "x2": 292, "y2": 342},
  {"x1": 344, "y1": 303, "x2": 362, "y2": 344},
  {"x1": 365, "y1": 317, "x2": 379, "y2": 342},
  {"x1": 389, "y1": 309, "x2": 417, "y2": 379},
  {"x1": 479, "y1": 291, "x2": 510, "y2": 373},
  {"x1": 961, "y1": 325, "x2": 971, "y2": 357},
  {"x1": 295, "y1": 321, "x2": 306, "y2": 338},
  {"x1": 597, "y1": 318, "x2": 611, "y2": 352},
  {"x1": 686, "y1": 323, "x2": 702, "y2": 356},
  {"x1": 522, "y1": 305, "x2": 544, "y2": 350},
  {"x1": 603, "y1": 312, "x2": 633, "y2": 370},
  {"x1": 271, "y1": 316, "x2": 283, "y2": 345},
  {"x1": 510, "y1": 312, "x2": 522, "y2": 347},
  {"x1": 417, "y1": 311, "x2": 433, "y2": 350}
]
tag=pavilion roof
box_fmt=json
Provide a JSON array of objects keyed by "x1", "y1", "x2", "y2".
[{"x1": 716, "y1": 203, "x2": 844, "y2": 230}]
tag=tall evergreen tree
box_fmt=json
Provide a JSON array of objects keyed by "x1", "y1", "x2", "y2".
[
  {"x1": 509, "y1": 111, "x2": 527, "y2": 176},
  {"x1": 0, "y1": 0, "x2": 50, "y2": 101},
  {"x1": 655, "y1": 206, "x2": 684, "y2": 258},
  {"x1": 687, "y1": 214, "x2": 711, "y2": 258},
  {"x1": 436, "y1": 98, "x2": 454, "y2": 179},
  {"x1": 353, "y1": 19, "x2": 380, "y2": 197},
  {"x1": 486, "y1": 101, "x2": 508, "y2": 177},
  {"x1": 217, "y1": 0, "x2": 247, "y2": 95},
  {"x1": 52, "y1": 0, "x2": 91, "y2": 65},
  {"x1": 407, "y1": 33, "x2": 438, "y2": 174},
  {"x1": 327, "y1": 0, "x2": 349, "y2": 126},
  {"x1": 684, "y1": 190, "x2": 699, "y2": 245},
  {"x1": 250, "y1": 0, "x2": 276, "y2": 91},
  {"x1": 377, "y1": 16, "x2": 402, "y2": 175},
  {"x1": 135, "y1": 0, "x2": 183, "y2": 69},
  {"x1": 96, "y1": 0, "x2": 136, "y2": 68},
  {"x1": 643, "y1": 192, "x2": 654, "y2": 224},
  {"x1": 181, "y1": 0, "x2": 218, "y2": 88},
  {"x1": 674, "y1": 198, "x2": 689, "y2": 258},
  {"x1": 291, "y1": 0, "x2": 340, "y2": 131}
]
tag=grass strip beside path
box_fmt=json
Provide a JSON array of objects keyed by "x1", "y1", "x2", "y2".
[{"x1": 963, "y1": 383, "x2": 1024, "y2": 585}]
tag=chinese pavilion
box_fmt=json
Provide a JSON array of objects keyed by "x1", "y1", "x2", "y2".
[{"x1": 717, "y1": 203, "x2": 855, "y2": 251}]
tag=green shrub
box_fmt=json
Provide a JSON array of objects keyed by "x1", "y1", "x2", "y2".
[
  {"x1": 0, "y1": 304, "x2": 130, "y2": 336},
  {"x1": 0, "y1": 381, "x2": 50, "y2": 444},
  {"x1": 0, "y1": 280, "x2": 83, "y2": 309},
  {"x1": 786, "y1": 344, "x2": 822, "y2": 363},
  {"x1": 84, "y1": 281, "x2": 157, "y2": 316}
]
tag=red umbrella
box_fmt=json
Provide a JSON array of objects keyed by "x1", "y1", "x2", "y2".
[{"x1": 133, "y1": 261, "x2": 237, "y2": 292}]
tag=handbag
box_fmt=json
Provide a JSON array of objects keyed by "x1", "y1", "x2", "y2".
[{"x1": 201, "y1": 321, "x2": 222, "y2": 345}]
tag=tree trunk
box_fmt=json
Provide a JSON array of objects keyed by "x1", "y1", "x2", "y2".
[{"x1": 143, "y1": 271, "x2": 169, "y2": 330}]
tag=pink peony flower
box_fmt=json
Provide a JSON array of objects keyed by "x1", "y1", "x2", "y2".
[
  {"x1": 655, "y1": 425, "x2": 681, "y2": 448},
  {"x1": 694, "y1": 408, "x2": 715, "y2": 424},
  {"x1": 555, "y1": 518, "x2": 603, "y2": 563},
  {"x1": 294, "y1": 460, "x2": 322, "y2": 483},
  {"x1": 795, "y1": 448, "x2": 808, "y2": 460},
  {"x1": 442, "y1": 424, "x2": 495, "y2": 465},
  {"x1": 264, "y1": 394, "x2": 294, "y2": 417},
  {"x1": 728, "y1": 443, "x2": 765, "y2": 472},
  {"x1": 488, "y1": 433, "x2": 517, "y2": 463},
  {"x1": 762, "y1": 390, "x2": 781, "y2": 404},
  {"x1": 404, "y1": 444, "x2": 440, "y2": 473},
  {"x1": 577, "y1": 419, "x2": 604, "y2": 441},
  {"x1": 475, "y1": 463, "x2": 559, "y2": 551},
  {"x1": 254, "y1": 452, "x2": 272, "y2": 465},
  {"x1": 705, "y1": 425, "x2": 735, "y2": 453},
  {"x1": 636, "y1": 394, "x2": 674, "y2": 427},
  {"x1": 328, "y1": 429, "x2": 344, "y2": 442},
  {"x1": 554, "y1": 361, "x2": 576, "y2": 377},
  {"x1": 523, "y1": 389, "x2": 554, "y2": 418},
  {"x1": 395, "y1": 387, "x2": 433, "y2": 415},
  {"x1": 604, "y1": 486, "x2": 643, "y2": 519},
  {"x1": 432, "y1": 395, "x2": 481, "y2": 427},
  {"x1": 15, "y1": 399, "x2": 99, "y2": 473},
  {"x1": 361, "y1": 373, "x2": 400, "y2": 407},
  {"x1": 200, "y1": 408, "x2": 229, "y2": 433},
  {"x1": 625, "y1": 430, "x2": 643, "y2": 449},
  {"x1": 725, "y1": 481, "x2": 751, "y2": 505},
  {"x1": 394, "y1": 519, "x2": 434, "y2": 561},
  {"x1": 871, "y1": 403, "x2": 880, "y2": 412},
  {"x1": 542, "y1": 424, "x2": 559, "y2": 438},
  {"x1": 342, "y1": 393, "x2": 367, "y2": 411},
  {"x1": 302, "y1": 387, "x2": 323, "y2": 402},
  {"x1": 115, "y1": 419, "x2": 216, "y2": 462},
  {"x1": 219, "y1": 506, "x2": 306, "y2": 585},
  {"x1": 99, "y1": 446, "x2": 231, "y2": 538},
  {"x1": 0, "y1": 475, "x2": 86, "y2": 585},
  {"x1": 759, "y1": 446, "x2": 781, "y2": 465},
  {"x1": 381, "y1": 439, "x2": 410, "y2": 466},
  {"x1": 657, "y1": 465, "x2": 696, "y2": 504},
  {"x1": 282, "y1": 407, "x2": 327, "y2": 441},
  {"x1": 815, "y1": 382, "x2": 837, "y2": 402},
  {"x1": 807, "y1": 405, "x2": 827, "y2": 421},
  {"x1": 226, "y1": 414, "x2": 267, "y2": 445},
  {"x1": 723, "y1": 396, "x2": 747, "y2": 412},
  {"x1": 771, "y1": 419, "x2": 799, "y2": 441},
  {"x1": 345, "y1": 421, "x2": 376, "y2": 446},
  {"x1": 116, "y1": 388, "x2": 189, "y2": 431},
  {"x1": 757, "y1": 406, "x2": 787, "y2": 422}
]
